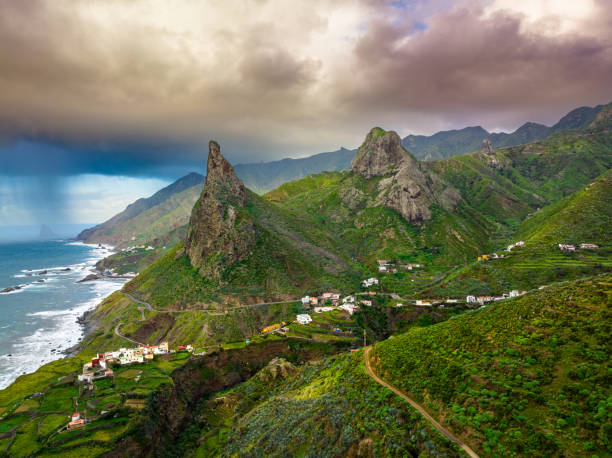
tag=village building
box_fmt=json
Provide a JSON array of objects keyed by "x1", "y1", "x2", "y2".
[
  {"x1": 415, "y1": 300, "x2": 432, "y2": 306},
  {"x1": 445, "y1": 299, "x2": 458, "y2": 303},
  {"x1": 314, "y1": 306, "x2": 335, "y2": 313},
  {"x1": 466, "y1": 295, "x2": 476, "y2": 303},
  {"x1": 301, "y1": 296, "x2": 310, "y2": 305},
  {"x1": 339, "y1": 303, "x2": 359, "y2": 315},
  {"x1": 510, "y1": 290, "x2": 520, "y2": 297},
  {"x1": 296, "y1": 314, "x2": 312, "y2": 325},
  {"x1": 559, "y1": 244, "x2": 576, "y2": 252},
  {"x1": 362, "y1": 277, "x2": 379, "y2": 287},
  {"x1": 580, "y1": 243, "x2": 599, "y2": 249},
  {"x1": 506, "y1": 241, "x2": 525, "y2": 251},
  {"x1": 343, "y1": 295, "x2": 355, "y2": 303},
  {"x1": 360, "y1": 300, "x2": 372, "y2": 306}
]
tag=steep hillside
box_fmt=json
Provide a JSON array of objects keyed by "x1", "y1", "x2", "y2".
[
  {"x1": 77, "y1": 172, "x2": 204, "y2": 247},
  {"x1": 372, "y1": 275, "x2": 612, "y2": 457},
  {"x1": 424, "y1": 171, "x2": 612, "y2": 297},
  {"x1": 190, "y1": 351, "x2": 462, "y2": 457},
  {"x1": 125, "y1": 141, "x2": 363, "y2": 309},
  {"x1": 267, "y1": 128, "x2": 492, "y2": 271}
]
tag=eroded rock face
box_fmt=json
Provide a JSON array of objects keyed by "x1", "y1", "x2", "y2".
[
  {"x1": 350, "y1": 128, "x2": 410, "y2": 178},
  {"x1": 351, "y1": 128, "x2": 459, "y2": 223},
  {"x1": 184, "y1": 141, "x2": 258, "y2": 277},
  {"x1": 257, "y1": 357, "x2": 295, "y2": 382},
  {"x1": 480, "y1": 138, "x2": 506, "y2": 169}
]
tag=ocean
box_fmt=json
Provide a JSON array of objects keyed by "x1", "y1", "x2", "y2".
[{"x1": 0, "y1": 240, "x2": 126, "y2": 389}]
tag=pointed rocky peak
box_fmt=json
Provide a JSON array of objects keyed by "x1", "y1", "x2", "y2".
[
  {"x1": 204, "y1": 140, "x2": 246, "y2": 206},
  {"x1": 481, "y1": 138, "x2": 494, "y2": 155},
  {"x1": 184, "y1": 140, "x2": 257, "y2": 275},
  {"x1": 351, "y1": 127, "x2": 414, "y2": 179}
]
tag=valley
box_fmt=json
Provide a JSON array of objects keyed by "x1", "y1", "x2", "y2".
[{"x1": 0, "y1": 103, "x2": 610, "y2": 457}]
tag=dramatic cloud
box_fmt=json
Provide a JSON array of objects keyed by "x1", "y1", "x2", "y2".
[{"x1": 0, "y1": 0, "x2": 610, "y2": 173}]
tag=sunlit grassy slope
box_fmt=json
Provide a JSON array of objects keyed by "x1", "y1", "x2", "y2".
[{"x1": 372, "y1": 274, "x2": 612, "y2": 456}]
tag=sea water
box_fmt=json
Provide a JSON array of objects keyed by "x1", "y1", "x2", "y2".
[{"x1": 0, "y1": 240, "x2": 126, "y2": 389}]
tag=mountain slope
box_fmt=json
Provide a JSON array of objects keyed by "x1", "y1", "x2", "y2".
[
  {"x1": 126, "y1": 142, "x2": 363, "y2": 308},
  {"x1": 372, "y1": 275, "x2": 612, "y2": 457},
  {"x1": 77, "y1": 172, "x2": 204, "y2": 247},
  {"x1": 402, "y1": 103, "x2": 607, "y2": 161}
]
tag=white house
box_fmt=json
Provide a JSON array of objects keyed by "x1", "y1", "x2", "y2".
[
  {"x1": 416, "y1": 300, "x2": 431, "y2": 306},
  {"x1": 301, "y1": 296, "x2": 310, "y2": 305},
  {"x1": 339, "y1": 303, "x2": 358, "y2": 315},
  {"x1": 510, "y1": 290, "x2": 520, "y2": 297},
  {"x1": 78, "y1": 373, "x2": 93, "y2": 383},
  {"x1": 296, "y1": 314, "x2": 312, "y2": 325},
  {"x1": 466, "y1": 295, "x2": 476, "y2": 303},
  {"x1": 343, "y1": 295, "x2": 355, "y2": 303},
  {"x1": 314, "y1": 306, "x2": 335, "y2": 313}
]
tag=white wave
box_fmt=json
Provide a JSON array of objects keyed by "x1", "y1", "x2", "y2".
[
  {"x1": 0, "y1": 276, "x2": 127, "y2": 389},
  {"x1": 0, "y1": 241, "x2": 125, "y2": 389}
]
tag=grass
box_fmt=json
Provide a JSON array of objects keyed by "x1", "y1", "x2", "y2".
[{"x1": 372, "y1": 274, "x2": 612, "y2": 456}]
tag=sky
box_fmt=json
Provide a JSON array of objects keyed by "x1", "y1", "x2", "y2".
[{"x1": 0, "y1": 0, "x2": 611, "y2": 226}]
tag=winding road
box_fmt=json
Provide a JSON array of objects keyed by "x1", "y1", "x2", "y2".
[
  {"x1": 114, "y1": 322, "x2": 144, "y2": 346},
  {"x1": 119, "y1": 291, "x2": 299, "y2": 314},
  {"x1": 364, "y1": 346, "x2": 479, "y2": 458}
]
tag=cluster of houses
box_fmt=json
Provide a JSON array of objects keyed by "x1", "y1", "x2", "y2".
[
  {"x1": 361, "y1": 277, "x2": 379, "y2": 288},
  {"x1": 559, "y1": 243, "x2": 599, "y2": 252},
  {"x1": 77, "y1": 342, "x2": 178, "y2": 384},
  {"x1": 377, "y1": 260, "x2": 422, "y2": 273},
  {"x1": 506, "y1": 241, "x2": 525, "y2": 252},
  {"x1": 121, "y1": 244, "x2": 155, "y2": 253},
  {"x1": 477, "y1": 253, "x2": 505, "y2": 261},
  {"x1": 466, "y1": 289, "x2": 526, "y2": 305},
  {"x1": 377, "y1": 260, "x2": 396, "y2": 273}
]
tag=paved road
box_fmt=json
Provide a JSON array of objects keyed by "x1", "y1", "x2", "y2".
[
  {"x1": 120, "y1": 291, "x2": 298, "y2": 314},
  {"x1": 114, "y1": 322, "x2": 144, "y2": 346},
  {"x1": 364, "y1": 346, "x2": 479, "y2": 458}
]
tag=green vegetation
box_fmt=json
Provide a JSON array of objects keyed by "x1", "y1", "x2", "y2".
[
  {"x1": 192, "y1": 351, "x2": 462, "y2": 457},
  {"x1": 0, "y1": 351, "x2": 193, "y2": 457},
  {"x1": 78, "y1": 173, "x2": 203, "y2": 248},
  {"x1": 373, "y1": 275, "x2": 612, "y2": 456}
]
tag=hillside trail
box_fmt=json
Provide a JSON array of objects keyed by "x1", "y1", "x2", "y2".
[
  {"x1": 120, "y1": 291, "x2": 295, "y2": 314},
  {"x1": 363, "y1": 346, "x2": 479, "y2": 458}
]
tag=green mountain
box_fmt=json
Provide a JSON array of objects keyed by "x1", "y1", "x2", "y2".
[
  {"x1": 427, "y1": 173, "x2": 612, "y2": 297},
  {"x1": 77, "y1": 172, "x2": 204, "y2": 248},
  {"x1": 372, "y1": 274, "x2": 612, "y2": 456},
  {"x1": 0, "y1": 107, "x2": 610, "y2": 457},
  {"x1": 402, "y1": 103, "x2": 607, "y2": 161}
]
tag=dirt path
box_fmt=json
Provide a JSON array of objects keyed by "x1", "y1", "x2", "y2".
[{"x1": 363, "y1": 346, "x2": 479, "y2": 458}]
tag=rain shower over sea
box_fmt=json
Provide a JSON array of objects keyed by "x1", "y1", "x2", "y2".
[{"x1": 0, "y1": 240, "x2": 126, "y2": 389}]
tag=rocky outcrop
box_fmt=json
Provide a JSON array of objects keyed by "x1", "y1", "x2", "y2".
[
  {"x1": 184, "y1": 141, "x2": 258, "y2": 277},
  {"x1": 480, "y1": 138, "x2": 507, "y2": 169},
  {"x1": 257, "y1": 357, "x2": 296, "y2": 382},
  {"x1": 350, "y1": 128, "x2": 409, "y2": 178},
  {"x1": 350, "y1": 128, "x2": 460, "y2": 223}
]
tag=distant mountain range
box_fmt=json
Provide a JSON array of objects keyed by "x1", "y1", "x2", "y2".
[
  {"x1": 78, "y1": 101, "x2": 609, "y2": 256},
  {"x1": 233, "y1": 147, "x2": 356, "y2": 193},
  {"x1": 233, "y1": 102, "x2": 607, "y2": 186},
  {"x1": 403, "y1": 104, "x2": 606, "y2": 160}
]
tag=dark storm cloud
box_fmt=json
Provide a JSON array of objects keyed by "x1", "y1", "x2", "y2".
[
  {"x1": 336, "y1": 1, "x2": 612, "y2": 128},
  {"x1": 0, "y1": 0, "x2": 610, "y2": 177}
]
